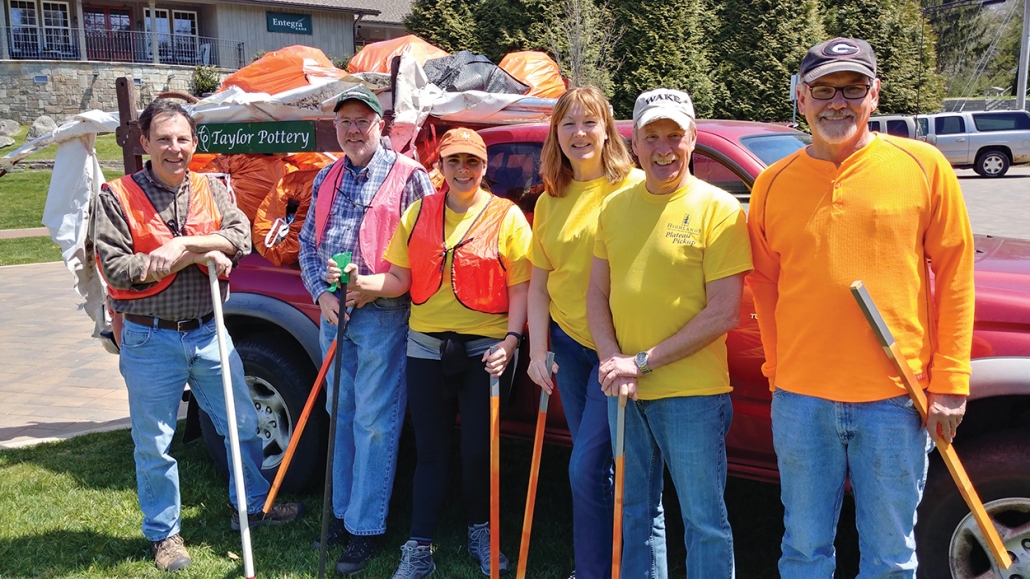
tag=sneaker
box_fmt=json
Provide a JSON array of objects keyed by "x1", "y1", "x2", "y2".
[
  {"x1": 151, "y1": 534, "x2": 192, "y2": 572},
  {"x1": 312, "y1": 516, "x2": 349, "y2": 550},
  {"x1": 392, "y1": 540, "x2": 435, "y2": 579},
  {"x1": 467, "y1": 522, "x2": 509, "y2": 575},
  {"x1": 230, "y1": 502, "x2": 305, "y2": 530},
  {"x1": 335, "y1": 534, "x2": 382, "y2": 575}
]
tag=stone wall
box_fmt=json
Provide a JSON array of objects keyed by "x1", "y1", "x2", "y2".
[{"x1": 0, "y1": 61, "x2": 231, "y2": 123}]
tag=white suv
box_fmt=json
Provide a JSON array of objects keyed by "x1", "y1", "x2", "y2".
[{"x1": 915, "y1": 110, "x2": 1030, "y2": 177}]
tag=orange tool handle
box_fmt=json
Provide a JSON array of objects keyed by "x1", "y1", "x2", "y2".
[
  {"x1": 490, "y1": 361, "x2": 501, "y2": 579},
  {"x1": 612, "y1": 393, "x2": 627, "y2": 579},
  {"x1": 262, "y1": 339, "x2": 336, "y2": 513},
  {"x1": 516, "y1": 352, "x2": 554, "y2": 579},
  {"x1": 850, "y1": 281, "x2": 1011, "y2": 570}
]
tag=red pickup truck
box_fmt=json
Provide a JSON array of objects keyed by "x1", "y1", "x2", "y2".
[{"x1": 185, "y1": 119, "x2": 1029, "y2": 579}]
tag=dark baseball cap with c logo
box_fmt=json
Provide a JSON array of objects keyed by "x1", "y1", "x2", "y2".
[{"x1": 800, "y1": 37, "x2": 877, "y2": 83}]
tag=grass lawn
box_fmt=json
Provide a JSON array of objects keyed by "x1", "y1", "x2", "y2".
[
  {"x1": 0, "y1": 236, "x2": 62, "y2": 265},
  {"x1": 0, "y1": 418, "x2": 863, "y2": 578},
  {"x1": 7, "y1": 125, "x2": 122, "y2": 161},
  {"x1": 0, "y1": 169, "x2": 124, "y2": 231}
]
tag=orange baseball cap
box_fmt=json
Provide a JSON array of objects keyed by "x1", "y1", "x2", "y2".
[{"x1": 438, "y1": 128, "x2": 487, "y2": 161}]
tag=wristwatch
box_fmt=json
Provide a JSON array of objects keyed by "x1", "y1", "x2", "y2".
[{"x1": 635, "y1": 351, "x2": 652, "y2": 375}]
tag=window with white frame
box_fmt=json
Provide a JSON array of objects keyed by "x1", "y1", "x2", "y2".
[
  {"x1": 41, "y1": 2, "x2": 71, "y2": 54},
  {"x1": 143, "y1": 8, "x2": 200, "y2": 64},
  {"x1": 7, "y1": 0, "x2": 72, "y2": 56},
  {"x1": 8, "y1": 0, "x2": 39, "y2": 55}
]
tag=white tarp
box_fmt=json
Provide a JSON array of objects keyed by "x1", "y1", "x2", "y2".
[{"x1": 0, "y1": 110, "x2": 120, "y2": 338}]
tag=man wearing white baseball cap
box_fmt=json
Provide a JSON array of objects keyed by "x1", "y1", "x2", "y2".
[
  {"x1": 587, "y1": 88, "x2": 752, "y2": 578},
  {"x1": 748, "y1": 37, "x2": 973, "y2": 578}
]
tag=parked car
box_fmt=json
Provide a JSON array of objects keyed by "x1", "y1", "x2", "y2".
[
  {"x1": 115, "y1": 118, "x2": 1030, "y2": 579},
  {"x1": 915, "y1": 109, "x2": 1030, "y2": 177},
  {"x1": 868, "y1": 114, "x2": 918, "y2": 139}
]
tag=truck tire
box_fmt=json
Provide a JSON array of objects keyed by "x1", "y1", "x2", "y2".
[
  {"x1": 915, "y1": 430, "x2": 1030, "y2": 578},
  {"x1": 198, "y1": 336, "x2": 325, "y2": 495},
  {"x1": 974, "y1": 150, "x2": 1010, "y2": 178}
]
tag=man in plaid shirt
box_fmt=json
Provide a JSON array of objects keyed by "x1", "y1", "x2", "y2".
[
  {"x1": 298, "y1": 85, "x2": 434, "y2": 575},
  {"x1": 94, "y1": 99, "x2": 303, "y2": 573}
]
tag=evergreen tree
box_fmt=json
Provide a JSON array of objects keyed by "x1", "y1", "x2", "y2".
[
  {"x1": 475, "y1": 0, "x2": 563, "y2": 62},
  {"x1": 404, "y1": 0, "x2": 484, "y2": 54},
  {"x1": 711, "y1": 0, "x2": 824, "y2": 122},
  {"x1": 610, "y1": 0, "x2": 717, "y2": 118},
  {"x1": 823, "y1": 0, "x2": 945, "y2": 113}
]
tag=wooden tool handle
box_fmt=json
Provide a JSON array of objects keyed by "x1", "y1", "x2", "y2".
[{"x1": 850, "y1": 281, "x2": 1011, "y2": 570}]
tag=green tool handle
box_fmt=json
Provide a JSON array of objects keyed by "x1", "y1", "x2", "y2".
[{"x1": 327, "y1": 252, "x2": 352, "y2": 293}]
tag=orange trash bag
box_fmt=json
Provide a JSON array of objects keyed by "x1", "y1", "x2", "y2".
[
  {"x1": 189, "y1": 153, "x2": 217, "y2": 172},
  {"x1": 252, "y1": 167, "x2": 323, "y2": 266},
  {"x1": 347, "y1": 35, "x2": 449, "y2": 74},
  {"x1": 499, "y1": 51, "x2": 566, "y2": 99},
  {"x1": 218, "y1": 45, "x2": 347, "y2": 95},
  {"x1": 195, "y1": 154, "x2": 286, "y2": 222}
]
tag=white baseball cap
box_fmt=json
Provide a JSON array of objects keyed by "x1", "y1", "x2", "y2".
[{"x1": 633, "y1": 88, "x2": 696, "y2": 131}]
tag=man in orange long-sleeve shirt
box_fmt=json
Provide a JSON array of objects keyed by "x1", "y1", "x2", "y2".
[{"x1": 747, "y1": 38, "x2": 974, "y2": 578}]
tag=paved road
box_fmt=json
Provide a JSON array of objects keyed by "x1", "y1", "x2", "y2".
[
  {"x1": 954, "y1": 165, "x2": 1029, "y2": 240},
  {"x1": 0, "y1": 165, "x2": 1026, "y2": 449}
]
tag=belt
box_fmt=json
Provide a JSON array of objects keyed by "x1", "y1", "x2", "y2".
[{"x1": 122, "y1": 312, "x2": 214, "y2": 332}]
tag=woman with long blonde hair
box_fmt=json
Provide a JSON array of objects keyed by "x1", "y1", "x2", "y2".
[{"x1": 526, "y1": 86, "x2": 643, "y2": 579}]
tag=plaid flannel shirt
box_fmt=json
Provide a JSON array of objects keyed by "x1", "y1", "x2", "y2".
[{"x1": 298, "y1": 145, "x2": 433, "y2": 303}]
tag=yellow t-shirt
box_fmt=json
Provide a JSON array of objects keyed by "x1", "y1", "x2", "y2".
[
  {"x1": 385, "y1": 192, "x2": 532, "y2": 338},
  {"x1": 594, "y1": 177, "x2": 753, "y2": 400},
  {"x1": 530, "y1": 169, "x2": 645, "y2": 349}
]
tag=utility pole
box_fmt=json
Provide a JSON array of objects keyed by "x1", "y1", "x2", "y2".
[{"x1": 1018, "y1": 0, "x2": 1029, "y2": 110}]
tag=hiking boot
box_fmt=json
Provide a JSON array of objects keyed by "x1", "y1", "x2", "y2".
[
  {"x1": 151, "y1": 534, "x2": 192, "y2": 572},
  {"x1": 335, "y1": 534, "x2": 382, "y2": 575},
  {"x1": 467, "y1": 522, "x2": 509, "y2": 576},
  {"x1": 230, "y1": 502, "x2": 305, "y2": 530},
  {"x1": 391, "y1": 540, "x2": 435, "y2": 579},
  {"x1": 312, "y1": 517, "x2": 349, "y2": 550}
]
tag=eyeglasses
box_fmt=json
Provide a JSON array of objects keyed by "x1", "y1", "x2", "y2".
[
  {"x1": 807, "y1": 84, "x2": 872, "y2": 100},
  {"x1": 334, "y1": 118, "x2": 374, "y2": 131}
]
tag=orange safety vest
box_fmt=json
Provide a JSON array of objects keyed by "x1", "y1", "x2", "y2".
[
  {"x1": 408, "y1": 191, "x2": 512, "y2": 314},
  {"x1": 314, "y1": 153, "x2": 425, "y2": 274},
  {"x1": 102, "y1": 172, "x2": 224, "y2": 300}
]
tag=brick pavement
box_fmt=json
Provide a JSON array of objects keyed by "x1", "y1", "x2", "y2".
[{"x1": 0, "y1": 262, "x2": 133, "y2": 449}]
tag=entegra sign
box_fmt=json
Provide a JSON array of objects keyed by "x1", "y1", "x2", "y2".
[
  {"x1": 266, "y1": 12, "x2": 312, "y2": 35},
  {"x1": 196, "y1": 121, "x2": 316, "y2": 154}
]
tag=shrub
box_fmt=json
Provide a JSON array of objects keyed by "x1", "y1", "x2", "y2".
[{"x1": 190, "y1": 65, "x2": 221, "y2": 97}]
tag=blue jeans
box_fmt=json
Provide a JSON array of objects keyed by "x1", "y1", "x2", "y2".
[
  {"x1": 319, "y1": 297, "x2": 409, "y2": 535},
  {"x1": 771, "y1": 389, "x2": 932, "y2": 579},
  {"x1": 120, "y1": 317, "x2": 269, "y2": 542},
  {"x1": 551, "y1": 323, "x2": 613, "y2": 579},
  {"x1": 609, "y1": 393, "x2": 735, "y2": 579}
]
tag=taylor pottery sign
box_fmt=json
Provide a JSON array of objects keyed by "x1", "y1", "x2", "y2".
[
  {"x1": 197, "y1": 122, "x2": 316, "y2": 154},
  {"x1": 267, "y1": 12, "x2": 312, "y2": 35}
]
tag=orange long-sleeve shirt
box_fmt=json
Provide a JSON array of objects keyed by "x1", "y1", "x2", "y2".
[{"x1": 747, "y1": 134, "x2": 974, "y2": 403}]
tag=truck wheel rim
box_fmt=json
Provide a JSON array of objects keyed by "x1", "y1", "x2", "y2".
[
  {"x1": 949, "y1": 497, "x2": 1030, "y2": 578},
  {"x1": 247, "y1": 375, "x2": 292, "y2": 470},
  {"x1": 982, "y1": 155, "x2": 1004, "y2": 175}
]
